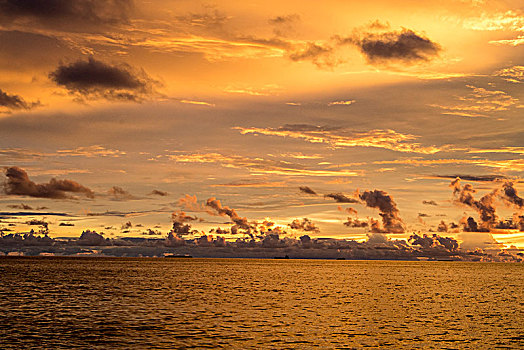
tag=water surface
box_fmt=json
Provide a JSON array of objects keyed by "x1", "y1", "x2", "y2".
[{"x1": 0, "y1": 258, "x2": 522, "y2": 349}]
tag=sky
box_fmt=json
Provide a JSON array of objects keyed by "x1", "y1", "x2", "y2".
[{"x1": 0, "y1": 0, "x2": 523, "y2": 251}]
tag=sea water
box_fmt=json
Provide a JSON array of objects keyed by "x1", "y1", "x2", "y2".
[{"x1": 0, "y1": 257, "x2": 522, "y2": 349}]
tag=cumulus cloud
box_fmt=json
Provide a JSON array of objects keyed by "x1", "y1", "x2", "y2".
[
  {"x1": 409, "y1": 233, "x2": 458, "y2": 252},
  {"x1": 451, "y1": 178, "x2": 498, "y2": 229},
  {"x1": 299, "y1": 186, "x2": 317, "y2": 195},
  {"x1": 359, "y1": 189, "x2": 405, "y2": 233},
  {"x1": 3, "y1": 166, "x2": 94, "y2": 199},
  {"x1": 288, "y1": 218, "x2": 320, "y2": 233},
  {"x1": 206, "y1": 197, "x2": 252, "y2": 231},
  {"x1": 0, "y1": 89, "x2": 39, "y2": 111},
  {"x1": 49, "y1": 57, "x2": 158, "y2": 102},
  {"x1": 171, "y1": 210, "x2": 198, "y2": 237}
]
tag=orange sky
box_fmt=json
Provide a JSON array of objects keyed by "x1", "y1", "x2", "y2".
[{"x1": 0, "y1": 0, "x2": 523, "y2": 250}]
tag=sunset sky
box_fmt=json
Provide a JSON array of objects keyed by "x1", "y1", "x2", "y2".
[{"x1": 0, "y1": 0, "x2": 523, "y2": 249}]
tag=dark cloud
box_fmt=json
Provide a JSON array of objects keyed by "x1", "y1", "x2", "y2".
[
  {"x1": 206, "y1": 197, "x2": 252, "y2": 231},
  {"x1": 25, "y1": 219, "x2": 48, "y2": 227},
  {"x1": 418, "y1": 213, "x2": 430, "y2": 217},
  {"x1": 108, "y1": 186, "x2": 137, "y2": 200},
  {"x1": 460, "y1": 216, "x2": 488, "y2": 232},
  {"x1": 501, "y1": 182, "x2": 523, "y2": 208},
  {"x1": 409, "y1": 233, "x2": 458, "y2": 252},
  {"x1": 268, "y1": 14, "x2": 300, "y2": 25},
  {"x1": 299, "y1": 186, "x2": 317, "y2": 195},
  {"x1": 0, "y1": 0, "x2": 134, "y2": 29},
  {"x1": 288, "y1": 218, "x2": 320, "y2": 233},
  {"x1": 141, "y1": 228, "x2": 161, "y2": 236},
  {"x1": 0, "y1": 89, "x2": 39, "y2": 110},
  {"x1": 3, "y1": 166, "x2": 94, "y2": 199},
  {"x1": 451, "y1": 178, "x2": 498, "y2": 229},
  {"x1": 49, "y1": 57, "x2": 158, "y2": 102},
  {"x1": 171, "y1": 210, "x2": 198, "y2": 237},
  {"x1": 339, "y1": 29, "x2": 440, "y2": 64},
  {"x1": 288, "y1": 42, "x2": 336, "y2": 68},
  {"x1": 121, "y1": 221, "x2": 132, "y2": 230},
  {"x1": 422, "y1": 200, "x2": 438, "y2": 206},
  {"x1": 59, "y1": 222, "x2": 74, "y2": 226},
  {"x1": 150, "y1": 189, "x2": 168, "y2": 196},
  {"x1": 7, "y1": 203, "x2": 32, "y2": 210},
  {"x1": 269, "y1": 14, "x2": 300, "y2": 37},
  {"x1": 359, "y1": 189, "x2": 405, "y2": 233},
  {"x1": 325, "y1": 193, "x2": 359, "y2": 203},
  {"x1": 343, "y1": 217, "x2": 368, "y2": 228},
  {"x1": 435, "y1": 174, "x2": 508, "y2": 182},
  {"x1": 77, "y1": 230, "x2": 109, "y2": 246}
]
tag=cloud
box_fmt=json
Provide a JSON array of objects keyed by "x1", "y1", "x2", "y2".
[
  {"x1": 3, "y1": 166, "x2": 94, "y2": 199},
  {"x1": 338, "y1": 206, "x2": 358, "y2": 215},
  {"x1": 121, "y1": 221, "x2": 132, "y2": 230},
  {"x1": 107, "y1": 186, "x2": 138, "y2": 200},
  {"x1": 212, "y1": 180, "x2": 285, "y2": 188},
  {"x1": 235, "y1": 125, "x2": 442, "y2": 154},
  {"x1": 409, "y1": 233, "x2": 458, "y2": 252},
  {"x1": 299, "y1": 186, "x2": 317, "y2": 195},
  {"x1": 422, "y1": 200, "x2": 438, "y2": 206},
  {"x1": 344, "y1": 217, "x2": 368, "y2": 228},
  {"x1": 166, "y1": 152, "x2": 360, "y2": 177},
  {"x1": 49, "y1": 57, "x2": 158, "y2": 102},
  {"x1": 430, "y1": 85, "x2": 519, "y2": 117},
  {"x1": 0, "y1": 0, "x2": 133, "y2": 29},
  {"x1": 0, "y1": 89, "x2": 39, "y2": 111},
  {"x1": 7, "y1": 203, "x2": 33, "y2": 210},
  {"x1": 150, "y1": 189, "x2": 168, "y2": 196},
  {"x1": 59, "y1": 222, "x2": 74, "y2": 226},
  {"x1": 339, "y1": 28, "x2": 441, "y2": 64},
  {"x1": 375, "y1": 158, "x2": 524, "y2": 172},
  {"x1": 328, "y1": 100, "x2": 355, "y2": 106},
  {"x1": 288, "y1": 218, "x2": 320, "y2": 233},
  {"x1": 463, "y1": 10, "x2": 524, "y2": 46},
  {"x1": 494, "y1": 66, "x2": 524, "y2": 83},
  {"x1": 450, "y1": 178, "x2": 498, "y2": 230},
  {"x1": 501, "y1": 182, "x2": 524, "y2": 208},
  {"x1": 206, "y1": 197, "x2": 252, "y2": 231},
  {"x1": 325, "y1": 193, "x2": 359, "y2": 203},
  {"x1": 171, "y1": 210, "x2": 198, "y2": 237},
  {"x1": 56, "y1": 145, "x2": 126, "y2": 157},
  {"x1": 359, "y1": 189, "x2": 405, "y2": 233},
  {"x1": 288, "y1": 42, "x2": 336, "y2": 68},
  {"x1": 434, "y1": 174, "x2": 508, "y2": 182}
]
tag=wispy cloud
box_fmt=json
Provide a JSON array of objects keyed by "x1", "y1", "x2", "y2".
[
  {"x1": 235, "y1": 125, "x2": 442, "y2": 154},
  {"x1": 165, "y1": 152, "x2": 360, "y2": 177}
]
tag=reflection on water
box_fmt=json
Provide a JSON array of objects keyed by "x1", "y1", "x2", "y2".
[{"x1": 0, "y1": 258, "x2": 522, "y2": 349}]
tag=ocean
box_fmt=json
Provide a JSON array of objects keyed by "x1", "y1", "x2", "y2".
[{"x1": 0, "y1": 257, "x2": 522, "y2": 349}]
